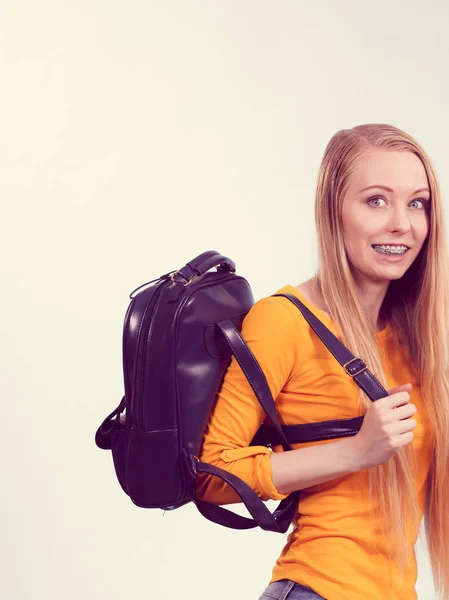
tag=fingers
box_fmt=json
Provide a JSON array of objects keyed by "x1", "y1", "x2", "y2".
[
  {"x1": 389, "y1": 402, "x2": 417, "y2": 420},
  {"x1": 382, "y1": 390, "x2": 411, "y2": 410},
  {"x1": 392, "y1": 417, "x2": 417, "y2": 436}
]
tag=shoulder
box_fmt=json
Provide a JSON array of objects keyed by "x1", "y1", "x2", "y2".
[
  {"x1": 245, "y1": 292, "x2": 296, "y2": 325},
  {"x1": 242, "y1": 287, "x2": 311, "y2": 342},
  {"x1": 240, "y1": 292, "x2": 308, "y2": 375}
]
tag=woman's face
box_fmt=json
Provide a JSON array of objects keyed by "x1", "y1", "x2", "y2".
[{"x1": 341, "y1": 149, "x2": 430, "y2": 288}]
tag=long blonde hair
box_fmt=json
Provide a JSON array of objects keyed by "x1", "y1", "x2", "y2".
[{"x1": 315, "y1": 123, "x2": 449, "y2": 597}]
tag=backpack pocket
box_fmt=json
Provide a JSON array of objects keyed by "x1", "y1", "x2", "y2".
[{"x1": 126, "y1": 429, "x2": 183, "y2": 508}]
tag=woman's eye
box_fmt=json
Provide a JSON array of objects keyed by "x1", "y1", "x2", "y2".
[
  {"x1": 368, "y1": 197, "x2": 386, "y2": 207},
  {"x1": 410, "y1": 198, "x2": 427, "y2": 209}
]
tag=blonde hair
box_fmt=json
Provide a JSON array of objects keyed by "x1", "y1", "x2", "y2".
[{"x1": 315, "y1": 123, "x2": 449, "y2": 598}]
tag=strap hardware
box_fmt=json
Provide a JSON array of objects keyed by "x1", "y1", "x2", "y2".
[
  {"x1": 343, "y1": 357, "x2": 367, "y2": 378},
  {"x1": 189, "y1": 454, "x2": 199, "y2": 475},
  {"x1": 170, "y1": 270, "x2": 199, "y2": 286},
  {"x1": 171, "y1": 262, "x2": 230, "y2": 286}
]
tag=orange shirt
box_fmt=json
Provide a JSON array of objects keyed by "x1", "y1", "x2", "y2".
[{"x1": 197, "y1": 285, "x2": 433, "y2": 600}]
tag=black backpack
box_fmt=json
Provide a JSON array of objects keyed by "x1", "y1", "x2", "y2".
[{"x1": 95, "y1": 250, "x2": 387, "y2": 532}]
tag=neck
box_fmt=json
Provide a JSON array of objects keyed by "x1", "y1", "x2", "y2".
[
  {"x1": 351, "y1": 277, "x2": 389, "y2": 332},
  {"x1": 313, "y1": 275, "x2": 389, "y2": 332}
]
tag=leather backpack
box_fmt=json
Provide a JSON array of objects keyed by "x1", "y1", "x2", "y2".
[{"x1": 95, "y1": 250, "x2": 387, "y2": 532}]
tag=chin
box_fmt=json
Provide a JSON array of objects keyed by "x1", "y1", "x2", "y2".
[{"x1": 371, "y1": 269, "x2": 407, "y2": 283}]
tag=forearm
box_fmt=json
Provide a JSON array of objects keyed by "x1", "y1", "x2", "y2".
[{"x1": 270, "y1": 436, "x2": 363, "y2": 494}]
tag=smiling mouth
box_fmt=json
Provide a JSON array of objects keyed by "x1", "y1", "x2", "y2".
[{"x1": 372, "y1": 244, "x2": 410, "y2": 255}]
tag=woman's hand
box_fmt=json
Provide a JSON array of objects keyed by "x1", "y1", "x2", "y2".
[
  {"x1": 351, "y1": 383, "x2": 417, "y2": 470},
  {"x1": 270, "y1": 383, "x2": 417, "y2": 494}
]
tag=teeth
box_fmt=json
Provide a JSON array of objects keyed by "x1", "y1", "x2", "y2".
[
  {"x1": 373, "y1": 244, "x2": 408, "y2": 255},
  {"x1": 373, "y1": 245, "x2": 408, "y2": 250}
]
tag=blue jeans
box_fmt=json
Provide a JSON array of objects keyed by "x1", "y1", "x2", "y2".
[{"x1": 258, "y1": 579, "x2": 325, "y2": 600}]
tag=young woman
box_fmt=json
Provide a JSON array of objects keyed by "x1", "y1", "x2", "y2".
[{"x1": 196, "y1": 124, "x2": 449, "y2": 600}]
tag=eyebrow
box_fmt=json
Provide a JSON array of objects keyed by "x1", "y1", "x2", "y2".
[{"x1": 359, "y1": 185, "x2": 430, "y2": 195}]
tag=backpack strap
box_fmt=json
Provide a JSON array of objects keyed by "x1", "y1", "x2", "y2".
[
  {"x1": 252, "y1": 294, "x2": 389, "y2": 447},
  {"x1": 251, "y1": 416, "x2": 364, "y2": 446},
  {"x1": 191, "y1": 319, "x2": 301, "y2": 532},
  {"x1": 193, "y1": 462, "x2": 299, "y2": 532},
  {"x1": 272, "y1": 294, "x2": 388, "y2": 401},
  {"x1": 216, "y1": 320, "x2": 291, "y2": 451},
  {"x1": 95, "y1": 396, "x2": 125, "y2": 450}
]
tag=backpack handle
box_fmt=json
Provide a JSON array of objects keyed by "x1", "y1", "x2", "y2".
[{"x1": 175, "y1": 251, "x2": 236, "y2": 284}]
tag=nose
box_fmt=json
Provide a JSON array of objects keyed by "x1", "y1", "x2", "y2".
[{"x1": 387, "y1": 205, "x2": 411, "y2": 234}]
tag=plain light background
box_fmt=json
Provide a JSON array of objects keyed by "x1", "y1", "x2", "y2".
[{"x1": 2, "y1": 1, "x2": 448, "y2": 599}]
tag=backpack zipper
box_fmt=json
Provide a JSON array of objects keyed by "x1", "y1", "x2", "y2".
[{"x1": 134, "y1": 283, "x2": 166, "y2": 430}]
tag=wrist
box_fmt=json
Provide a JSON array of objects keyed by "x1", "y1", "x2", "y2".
[{"x1": 339, "y1": 435, "x2": 366, "y2": 473}]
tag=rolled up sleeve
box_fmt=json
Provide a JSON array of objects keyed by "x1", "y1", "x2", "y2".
[{"x1": 219, "y1": 446, "x2": 288, "y2": 501}]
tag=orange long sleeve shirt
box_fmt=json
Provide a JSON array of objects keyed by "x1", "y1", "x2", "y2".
[{"x1": 197, "y1": 285, "x2": 433, "y2": 600}]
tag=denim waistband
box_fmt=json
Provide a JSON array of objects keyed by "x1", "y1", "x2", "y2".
[{"x1": 258, "y1": 579, "x2": 326, "y2": 600}]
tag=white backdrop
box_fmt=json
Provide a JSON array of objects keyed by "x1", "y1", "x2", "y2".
[{"x1": 1, "y1": 1, "x2": 448, "y2": 599}]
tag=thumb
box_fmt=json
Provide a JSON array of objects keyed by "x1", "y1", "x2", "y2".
[{"x1": 388, "y1": 382, "x2": 413, "y2": 395}]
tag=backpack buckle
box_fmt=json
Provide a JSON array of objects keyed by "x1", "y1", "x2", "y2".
[
  {"x1": 184, "y1": 275, "x2": 199, "y2": 286},
  {"x1": 185, "y1": 453, "x2": 199, "y2": 476},
  {"x1": 343, "y1": 357, "x2": 367, "y2": 378},
  {"x1": 170, "y1": 271, "x2": 199, "y2": 287}
]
